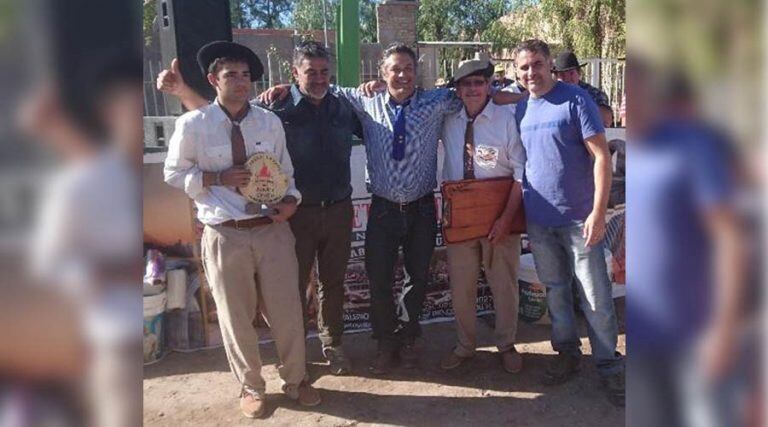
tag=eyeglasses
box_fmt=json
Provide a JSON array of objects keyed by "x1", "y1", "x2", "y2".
[{"x1": 457, "y1": 79, "x2": 488, "y2": 88}]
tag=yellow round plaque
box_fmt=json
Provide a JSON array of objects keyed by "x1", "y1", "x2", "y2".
[{"x1": 238, "y1": 152, "x2": 289, "y2": 204}]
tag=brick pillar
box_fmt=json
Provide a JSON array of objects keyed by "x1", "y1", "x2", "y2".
[{"x1": 376, "y1": 0, "x2": 418, "y2": 47}]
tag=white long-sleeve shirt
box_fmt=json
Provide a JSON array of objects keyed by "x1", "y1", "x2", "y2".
[
  {"x1": 441, "y1": 101, "x2": 526, "y2": 182},
  {"x1": 164, "y1": 100, "x2": 301, "y2": 225}
]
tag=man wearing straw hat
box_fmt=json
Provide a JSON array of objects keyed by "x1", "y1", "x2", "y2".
[
  {"x1": 491, "y1": 62, "x2": 514, "y2": 90},
  {"x1": 163, "y1": 41, "x2": 321, "y2": 418}
]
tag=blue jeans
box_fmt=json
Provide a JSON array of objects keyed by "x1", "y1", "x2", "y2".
[
  {"x1": 527, "y1": 221, "x2": 623, "y2": 376},
  {"x1": 365, "y1": 194, "x2": 437, "y2": 351}
]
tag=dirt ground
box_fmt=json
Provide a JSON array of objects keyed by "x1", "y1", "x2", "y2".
[{"x1": 144, "y1": 299, "x2": 625, "y2": 426}]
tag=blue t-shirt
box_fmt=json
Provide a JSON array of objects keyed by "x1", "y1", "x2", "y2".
[
  {"x1": 515, "y1": 81, "x2": 605, "y2": 226},
  {"x1": 626, "y1": 119, "x2": 735, "y2": 352}
]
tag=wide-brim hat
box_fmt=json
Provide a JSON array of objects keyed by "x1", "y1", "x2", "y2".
[
  {"x1": 552, "y1": 51, "x2": 587, "y2": 72},
  {"x1": 197, "y1": 41, "x2": 263, "y2": 81},
  {"x1": 448, "y1": 54, "x2": 494, "y2": 88}
]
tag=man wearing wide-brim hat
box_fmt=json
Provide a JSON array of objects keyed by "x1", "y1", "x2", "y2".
[
  {"x1": 163, "y1": 41, "x2": 321, "y2": 418},
  {"x1": 552, "y1": 50, "x2": 613, "y2": 126},
  {"x1": 440, "y1": 53, "x2": 527, "y2": 375},
  {"x1": 491, "y1": 62, "x2": 514, "y2": 90}
]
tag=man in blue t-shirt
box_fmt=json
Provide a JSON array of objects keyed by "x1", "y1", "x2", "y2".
[{"x1": 513, "y1": 39, "x2": 624, "y2": 406}]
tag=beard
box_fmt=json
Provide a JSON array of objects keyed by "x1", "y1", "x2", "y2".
[{"x1": 300, "y1": 85, "x2": 328, "y2": 101}]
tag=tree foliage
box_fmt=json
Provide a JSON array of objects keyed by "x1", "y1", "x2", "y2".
[
  {"x1": 504, "y1": 0, "x2": 625, "y2": 57},
  {"x1": 417, "y1": 0, "x2": 625, "y2": 58},
  {"x1": 291, "y1": 0, "x2": 379, "y2": 43},
  {"x1": 143, "y1": 0, "x2": 157, "y2": 47},
  {"x1": 229, "y1": 0, "x2": 292, "y2": 28}
]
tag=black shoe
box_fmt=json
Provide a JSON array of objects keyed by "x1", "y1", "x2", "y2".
[
  {"x1": 368, "y1": 349, "x2": 397, "y2": 375},
  {"x1": 399, "y1": 343, "x2": 418, "y2": 369},
  {"x1": 602, "y1": 372, "x2": 625, "y2": 407},
  {"x1": 322, "y1": 345, "x2": 351, "y2": 376},
  {"x1": 541, "y1": 353, "x2": 581, "y2": 385}
]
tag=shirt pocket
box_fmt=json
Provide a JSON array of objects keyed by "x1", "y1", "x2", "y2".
[
  {"x1": 329, "y1": 118, "x2": 353, "y2": 160},
  {"x1": 202, "y1": 144, "x2": 231, "y2": 171},
  {"x1": 243, "y1": 123, "x2": 276, "y2": 157}
]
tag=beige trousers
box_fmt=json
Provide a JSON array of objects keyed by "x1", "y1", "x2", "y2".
[
  {"x1": 201, "y1": 222, "x2": 306, "y2": 397},
  {"x1": 446, "y1": 234, "x2": 521, "y2": 357}
]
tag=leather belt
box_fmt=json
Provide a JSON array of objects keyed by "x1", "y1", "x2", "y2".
[
  {"x1": 372, "y1": 193, "x2": 434, "y2": 212},
  {"x1": 303, "y1": 196, "x2": 351, "y2": 208},
  {"x1": 219, "y1": 216, "x2": 273, "y2": 229}
]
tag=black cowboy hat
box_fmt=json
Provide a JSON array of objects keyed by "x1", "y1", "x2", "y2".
[
  {"x1": 552, "y1": 51, "x2": 587, "y2": 72},
  {"x1": 197, "y1": 41, "x2": 263, "y2": 81}
]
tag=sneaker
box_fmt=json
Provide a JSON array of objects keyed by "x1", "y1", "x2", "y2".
[
  {"x1": 323, "y1": 345, "x2": 351, "y2": 376},
  {"x1": 440, "y1": 351, "x2": 472, "y2": 371},
  {"x1": 239, "y1": 391, "x2": 265, "y2": 418},
  {"x1": 541, "y1": 352, "x2": 581, "y2": 385},
  {"x1": 602, "y1": 372, "x2": 625, "y2": 407},
  {"x1": 501, "y1": 348, "x2": 523, "y2": 374},
  {"x1": 368, "y1": 349, "x2": 397, "y2": 375},
  {"x1": 399, "y1": 343, "x2": 419, "y2": 369}
]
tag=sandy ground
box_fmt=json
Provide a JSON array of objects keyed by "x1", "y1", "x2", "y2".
[{"x1": 144, "y1": 299, "x2": 625, "y2": 426}]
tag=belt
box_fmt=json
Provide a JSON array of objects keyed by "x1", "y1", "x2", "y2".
[
  {"x1": 302, "y1": 196, "x2": 351, "y2": 208},
  {"x1": 219, "y1": 216, "x2": 273, "y2": 229},
  {"x1": 373, "y1": 193, "x2": 434, "y2": 212}
]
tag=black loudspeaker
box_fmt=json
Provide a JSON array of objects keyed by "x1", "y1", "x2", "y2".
[{"x1": 158, "y1": 0, "x2": 231, "y2": 112}]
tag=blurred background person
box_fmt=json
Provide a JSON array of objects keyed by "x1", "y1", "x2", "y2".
[
  {"x1": 625, "y1": 56, "x2": 761, "y2": 427},
  {"x1": 1, "y1": 0, "x2": 142, "y2": 426}
]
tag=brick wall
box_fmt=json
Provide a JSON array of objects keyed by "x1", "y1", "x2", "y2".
[{"x1": 376, "y1": 1, "x2": 418, "y2": 47}]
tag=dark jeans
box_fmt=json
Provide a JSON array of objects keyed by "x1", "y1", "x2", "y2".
[
  {"x1": 365, "y1": 193, "x2": 437, "y2": 352},
  {"x1": 289, "y1": 198, "x2": 353, "y2": 348}
]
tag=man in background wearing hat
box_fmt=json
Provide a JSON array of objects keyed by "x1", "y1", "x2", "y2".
[
  {"x1": 552, "y1": 50, "x2": 614, "y2": 127},
  {"x1": 513, "y1": 39, "x2": 624, "y2": 406},
  {"x1": 438, "y1": 56, "x2": 527, "y2": 374},
  {"x1": 163, "y1": 41, "x2": 321, "y2": 418},
  {"x1": 491, "y1": 63, "x2": 514, "y2": 90},
  {"x1": 158, "y1": 40, "x2": 361, "y2": 377}
]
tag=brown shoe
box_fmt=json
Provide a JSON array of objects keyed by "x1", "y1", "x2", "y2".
[
  {"x1": 440, "y1": 351, "x2": 472, "y2": 371},
  {"x1": 240, "y1": 392, "x2": 265, "y2": 418},
  {"x1": 296, "y1": 382, "x2": 322, "y2": 407},
  {"x1": 368, "y1": 350, "x2": 397, "y2": 375},
  {"x1": 501, "y1": 348, "x2": 523, "y2": 374}
]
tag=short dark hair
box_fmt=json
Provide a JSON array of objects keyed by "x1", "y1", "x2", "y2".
[
  {"x1": 208, "y1": 56, "x2": 250, "y2": 76},
  {"x1": 380, "y1": 43, "x2": 417, "y2": 68},
  {"x1": 513, "y1": 39, "x2": 551, "y2": 59},
  {"x1": 293, "y1": 40, "x2": 332, "y2": 66}
]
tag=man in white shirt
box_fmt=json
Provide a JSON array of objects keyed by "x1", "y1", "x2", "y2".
[
  {"x1": 163, "y1": 41, "x2": 320, "y2": 418},
  {"x1": 439, "y1": 56, "x2": 527, "y2": 374}
]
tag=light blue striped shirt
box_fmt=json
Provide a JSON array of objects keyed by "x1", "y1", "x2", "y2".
[{"x1": 334, "y1": 86, "x2": 462, "y2": 203}]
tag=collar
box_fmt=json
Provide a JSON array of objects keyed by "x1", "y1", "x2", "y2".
[
  {"x1": 385, "y1": 88, "x2": 417, "y2": 108},
  {"x1": 456, "y1": 97, "x2": 496, "y2": 122},
  {"x1": 212, "y1": 98, "x2": 252, "y2": 124},
  {"x1": 291, "y1": 84, "x2": 336, "y2": 107}
]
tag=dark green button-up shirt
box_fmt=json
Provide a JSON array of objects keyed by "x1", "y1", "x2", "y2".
[{"x1": 262, "y1": 85, "x2": 362, "y2": 205}]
